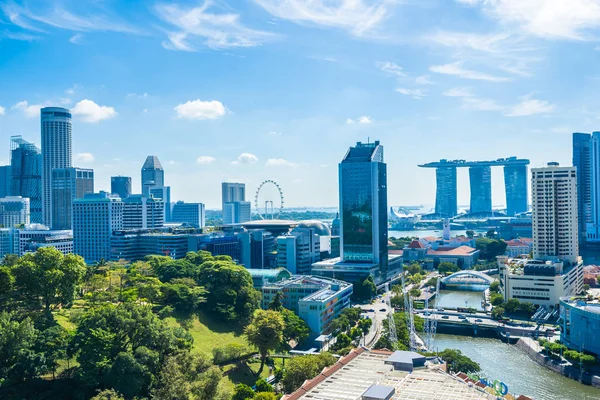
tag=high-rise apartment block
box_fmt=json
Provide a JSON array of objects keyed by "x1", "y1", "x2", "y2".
[
  {"x1": 171, "y1": 201, "x2": 205, "y2": 228},
  {"x1": 111, "y1": 176, "x2": 132, "y2": 199},
  {"x1": 221, "y1": 182, "x2": 245, "y2": 208},
  {"x1": 51, "y1": 167, "x2": 94, "y2": 230},
  {"x1": 41, "y1": 107, "x2": 72, "y2": 226},
  {"x1": 10, "y1": 136, "x2": 43, "y2": 223},
  {"x1": 531, "y1": 162, "x2": 579, "y2": 263},
  {"x1": 73, "y1": 192, "x2": 124, "y2": 263},
  {"x1": 339, "y1": 141, "x2": 388, "y2": 272},
  {"x1": 0, "y1": 166, "x2": 12, "y2": 198},
  {"x1": 141, "y1": 156, "x2": 164, "y2": 196},
  {"x1": 0, "y1": 196, "x2": 30, "y2": 227},
  {"x1": 123, "y1": 195, "x2": 164, "y2": 230}
]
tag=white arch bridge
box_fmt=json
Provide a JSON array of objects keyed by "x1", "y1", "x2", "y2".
[{"x1": 440, "y1": 270, "x2": 494, "y2": 286}]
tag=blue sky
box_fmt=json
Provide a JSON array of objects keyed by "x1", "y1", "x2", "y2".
[{"x1": 0, "y1": 0, "x2": 599, "y2": 210}]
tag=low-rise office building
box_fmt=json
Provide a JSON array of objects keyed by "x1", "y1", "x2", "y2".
[
  {"x1": 498, "y1": 256, "x2": 584, "y2": 307},
  {"x1": 110, "y1": 229, "x2": 191, "y2": 261},
  {"x1": 560, "y1": 298, "x2": 600, "y2": 356},
  {"x1": 171, "y1": 201, "x2": 205, "y2": 228},
  {"x1": 505, "y1": 238, "x2": 533, "y2": 258},
  {"x1": 18, "y1": 225, "x2": 73, "y2": 255},
  {"x1": 311, "y1": 254, "x2": 404, "y2": 284},
  {"x1": 261, "y1": 276, "x2": 352, "y2": 337}
]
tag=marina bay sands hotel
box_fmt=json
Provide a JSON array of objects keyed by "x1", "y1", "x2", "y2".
[{"x1": 419, "y1": 157, "x2": 529, "y2": 217}]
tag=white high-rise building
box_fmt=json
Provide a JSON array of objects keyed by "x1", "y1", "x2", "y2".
[
  {"x1": 221, "y1": 182, "x2": 245, "y2": 210},
  {"x1": 41, "y1": 107, "x2": 72, "y2": 227},
  {"x1": 531, "y1": 162, "x2": 579, "y2": 263},
  {"x1": 122, "y1": 195, "x2": 164, "y2": 230}
]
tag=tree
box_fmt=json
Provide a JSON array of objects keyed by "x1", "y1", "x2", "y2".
[
  {"x1": 340, "y1": 307, "x2": 361, "y2": 327},
  {"x1": 91, "y1": 389, "x2": 126, "y2": 400},
  {"x1": 438, "y1": 349, "x2": 480, "y2": 374},
  {"x1": 438, "y1": 262, "x2": 460, "y2": 275},
  {"x1": 335, "y1": 333, "x2": 351, "y2": 348},
  {"x1": 489, "y1": 281, "x2": 500, "y2": 293},
  {"x1": 491, "y1": 307, "x2": 505, "y2": 320},
  {"x1": 485, "y1": 229, "x2": 497, "y2": 239},
  {"x1": 282, "y1": 353, "x2": 336, "y2": 393},
  {"x1": 352, "y1": 276, "x2": 376, "y2": 301},
  {"x1": 11, "y1": 248, "x2": 86, "y2": 315},
  {"x1": 518, "y1": 302, "x2": 536, "y2": 316},
  {"x1": 244, "y1": 310, "x2": 285, "y2": 375},
  {"x1": 232, "y1": 384, "x2": 255, "y2": 400},
  {"x1": 475, "y1": 238, "x2": 507, "y2": 261},
  {"x1": 583, "y1": 284, "x2": 590, "y2": 293},
  {"x1": 504, "y1": 298, "x2": 521, "y2": 313},
  {"x1": 490, "y1": 293, "x2": 504, "y2": 306},
  {"x1": 160, "y1": 278, "x2": 207, "y2": 311},
  {"x1": 253, "y1": 393, "x2": 277, "y2": 400},
  {"x1": 405, "y1": 263, "x2": 423, "y2": 276},
  {"x1": 268, "y1": 292, "x2": 283, "y2": 311},
  {"x1": 254, "y1": 378, "x2": 273, "y2": 392},
  {"x1": 34, "y1": 325, "x2": 72, "y2": 379},
  {"x1": 0, "y1": 312, "x2": 42, "y2": 382},
  {"x1": 390, "y1": 294, "x2": 404, "y2": 309},
  {"x1": 329, "y1": 315, "x2": 350, "y2": 334},
  {"x1": 408, "y1": 287, "x2": 421, "y2": 298},
  {"x1": 466, "y1": 230, "x2": 475, "y2": 239},
  {"x1": 358, "y1": 318, "x2": 372, "y2": 335},
  {"x1": 280, "y1": 309, "x2": 309, "y2": 346}
]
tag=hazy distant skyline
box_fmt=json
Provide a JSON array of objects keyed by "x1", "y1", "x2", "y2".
[{"x1": 1, "y1": 0, "x2": 599, "y2": 209}]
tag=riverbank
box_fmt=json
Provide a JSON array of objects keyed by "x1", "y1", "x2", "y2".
[{"x1": 515, "y1": 337, "x2": 600, "y2": 389}]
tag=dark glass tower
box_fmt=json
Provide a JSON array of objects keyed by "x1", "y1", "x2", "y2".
[
  {"x1": 10, "y1": 136, "x2": 43, "y2": 223},
  {"x1": 339, "y1": 141, "x2": 388, "y2": 276},
  {"x1": 51, "y1": 167, "x2": 94, "y2": 230},
  {"x1": 435, "y1": 166, "x2": 457, "y2": 217},
  {"x1": 504, "y1": 164, "x2": 528, "y2": 216},
  {"x1": 573, "y1": 133, "x2": 592, "y2": 241},
  {"x1": 111, "y1": 176, "x2": 132, "y2": 199},
  {"x1": 141, "y1": 156, "x2": 164, "y2": 196},
  {"x1": 469, "y1": 166, "x2": 492, "y2": 214}
]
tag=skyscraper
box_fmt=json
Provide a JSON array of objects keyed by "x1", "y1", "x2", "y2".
[
  {"x1": 111, "y1": 176, "x2": 132, "y2": 199},
  {"x1": 149, "y1": 186, "x2": 171, "y2": 222},
  {"x1": 435, "y1": 166, "x2": 457, "y2": 217},
  {"x1": 122, "y1": 195, "x2": 164, "y2": 230},
  {"x1": 531, "y1": 162, "x2": 579, "y2": 263},
  {"x1": 222, "y1": 201, "x2": 251, "y2": 225},
  {"x1": 0, "y1": 166, "x2": 12, "y2": 198},
  {"x1": 10, "y1": 136, "x2": 42, "y2": 223},
  {"x1": 586, "y1": 132, "x2": 600, "y2": 243},
  {"x1": 141, "y1": 156, "x2": 164, "y2": 196},
  {"x1": 503, "y1": 163, "x2": 529, "y2": 216},
  {"x1": 41, "y1": 107, "x2": 72, "y2": 226},
  {"x1": 339, "y1": 141, "x2": 388, "y2": 275},
  {"x1": 469, "y1": 166, "x2": 491, "y2": 214},
  {"x1": 73, "y1": 192, "x2": 123, "y2": 263},
  {"x1": 221, "y1": 182, "x2": 245, "y2": 210},
  {"x1": 51, "y1": 167, "x2": 94, "y2": 230}
]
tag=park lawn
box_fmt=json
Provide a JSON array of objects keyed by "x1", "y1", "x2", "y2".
[{"x1": 164, "y1": 310, "x2": 250, "y2": 355}]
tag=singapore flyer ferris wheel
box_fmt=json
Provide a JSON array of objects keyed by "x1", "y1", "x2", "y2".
[{"x1": 254, "y1": 180, "x2": 284, "y2": 220}]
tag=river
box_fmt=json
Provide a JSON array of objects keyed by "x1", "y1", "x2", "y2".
[{"x1": 433, "y1": 334, "x2": 600, "y2": 400}]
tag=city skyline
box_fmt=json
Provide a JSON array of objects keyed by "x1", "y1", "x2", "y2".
[{"x1": 1, "y1": 1, "x2": 600, "y2": 209}]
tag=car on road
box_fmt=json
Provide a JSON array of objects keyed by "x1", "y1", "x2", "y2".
[
  {"x1": 367, "y1": 309, "x2": 375, "y2": 312},
  {"x1": 441, "y1": 315, "x2": 449, "y2": 319},
  {"x1": 458, "y1": 315, "x2": 467, "y2": 319},
  {"x1": 475, "y1": 319, "x2": 483, "y2": 323},
  {"x1": 437, "y1": 307, "x2": 444, "y2": 311},
  {"x1": 379, "y1": 308, "x2": 386, "y2": 312},
  {"x1": 423, "y1": 312, "x2": 430, "y2": 316}
]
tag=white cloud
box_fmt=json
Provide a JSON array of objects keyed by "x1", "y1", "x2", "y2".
[
  {"x1": 551, "y1": 126, "x2": 571, "y2": 133},
  {"x1": 65, "y1": 85, "x2": 80, "y2": 95},
  {"x1": 233, "y1": 153, "x2": 258, "y2": 165},
  {"x1": 254, "y1": 0, "x2": 389, "y2": 37},
  {"x1": 196, "y1": 156, "x2": 216, "y2": 165},
  {"x1": 443, "y1": 87, "x2": 474, "y2": 97},
  {"x1": 346, "y1": 116, "x2": 374, "y2": 124},
  {"x1": 460, "y1": 0, "x2": 600, "y2": 40},
  {"x1": 376, "y1": 61, "x2": 405, "y2": 77},
  {"x1": 395, "y1": 88, "x2": 426, "y2": 99},
  {"x1": 72, "y1": 99, "x2": 117, "y2": 123},
  {"x1": 461, "y1": 97, "x2": 504, "y2": 111},
  {"x1": 69, "y1": 33, "x2": 83, "y2": 44},
  {"x1": 12, "y1": 100, "x2": 45, "y2": 118},
  {"x1": 429, "y1": 62, "x2": 511, "y2": 82},
  {"x1": 505, "y1": 98, "x2": 556, "y2": 117},
  {"x1": 266, "y1": 158, "x2": 297, "y2": 167},
  {"x1": 127, "y1": 92, "x2": 148, "y2": 99},
  {"x1": 0, "y1": 106, "x2": 4, "y2": 116},
  {"x1": 415, "y1": 75, "x2": 434, "y2": 85},
  {"x1": 267, "y1": 131, "x2": 282, "y2": 136},
  {"x1": 319, "y1": 164, "x2": 329, "y2": 168},
  {"x1": 155, "y1": 2, "x2": 274, "y2": 51},
  {"x1": 75, "y1": 152, "x2": 94, "y2": 163},
  {"x1": 174, "y1": 99, "x2": 226, "y2": 120}
]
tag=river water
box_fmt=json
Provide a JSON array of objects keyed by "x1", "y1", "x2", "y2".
[{"x1": 433, "y1": 334, "x2": 600, "y2": 400}]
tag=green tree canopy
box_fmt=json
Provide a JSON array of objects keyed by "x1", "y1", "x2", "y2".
[
  {"x1": 244, "y1": 310, "x2": 285, "y2": 374},
  {"x1": 438, "y1": 349, "x2": 480, "y2": 374},
  {"x1": 475, "y1": 238, "x2": 507, "y2": 261},
  {"x1": 352, "y1": 276, "x2": 376, "y2": 301},
  {"x1": 280, "y1": 309, "x2": 309, "y2": 346},
  {"x1": 438, "y1": 262, "x2": 460, "y2": 275},
  {"x1": 232, "y1": 384, "x2": 255, "y2": 400},
  {"x1": 282, "y1": 353, "x2": 336, "y2": 393}
]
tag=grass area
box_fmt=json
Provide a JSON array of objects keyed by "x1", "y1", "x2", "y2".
[{"x1": 164, "y1": 310, "x2": 249, "y2": 355}]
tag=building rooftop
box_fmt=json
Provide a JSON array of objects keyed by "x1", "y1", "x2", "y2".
[
  {"x1": 419, "y1": 157, "x2": 530, "y2": 168},
  {"x1": 282, "y1": 348, "x2": 497, "y2": 400},
  {"x1": 505, "y1": 238, "x2": 533, "y2": 246},
  {"x1": 407, "y1": 240, "x2": 425, "y2": 249},
  {"x1": 142, "y1": 155, "x2": 163, "y2": 170},
  {"x1": 295, "y1": 220, "x2": 331, "y2": 236},
  {"x1": 427, "y1": 245, "x2": 477, "y2": 256},
  {"x1": 247, "y1": 268, "x2": 291, "y2": 279}
]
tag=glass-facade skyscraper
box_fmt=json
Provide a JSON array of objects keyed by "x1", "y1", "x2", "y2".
[
  {"x1": 435, "y1": 166, "x2": 457, "y2": 217},
  {"x1": 41, "y1": 107, "x2": 72, "y2": 226},
  {"x1": 111, "y1": 176, "x2": 132, "y2": 199},
  {"x1": 10, "y1": 136, "x2": 42, "y2": 224},
  {"x1": 469, "y1": 166, "x2": 492, "y2": 214},
  {"x1": 503, "y1": 164, "x2": 528, "y2": 216},
  {"x1": 51, "y1": 167, "x2": 94, "y2": 230},
  {"x1": 141, "y1": 156, "x2": 164, "y2": 196},
  {"x1": 573, "y1": 132, "x2": 592, "y2": 242},
  {"x1": 339, "y1": 141, "x2": 388, "y2": 275}
]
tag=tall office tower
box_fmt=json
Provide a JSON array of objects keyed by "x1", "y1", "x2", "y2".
[
  {"x1": 41, "y1": 107, "x2": 72, "y2": 226},
  {"x1": 222, "y1": 201, "x2": 251, "y2": 225},
  {"x1": 10, "y1": 136, "x2": 43, "y2": 224},
  {"x1": 339, "y1": 141, "x2": 388, "y2": 275},
  {"x1": 171, "y1": 201, "x2": 205, "y2": 228},
  {"x1": 73, "y1": 192, "x2": 123, "y2": 264},
  {"x1": 122, "y1": 195, "x2": 164, "y2": 230},
  {"x1": 504, "y1": 163, "x2": 529, "y2": 216},
  {"x1": 586, "y1": 132, "x2": 600, "y2": 243},
  {"x1": 111, "y1": 176, "x2": 132, "y2": 199},
  {"x1": 0, "y1": 166, "x2": 12, "y2": 198},
  {"x1": 141, "y1": 156, "x2": 164, "y2": 196},
  {"x1": 51, "y1": 167, "x2": 94, "y2": 230},
  {"x1": 469, "y1": 166, "x2": 492, "y2": 214},
  {"x1": 531, "y1": 162, "x2": 579, "y2": 263},
  {"x1": 149, "y1": 186, "x2": 171, "y2": 222},
  {"x1": 0, "y1": 196, "x2": 30, "y2": 227},
  {"x1": 435, "y1": 166, "x2": 457, "y2": 217},
  {"x1": 221, "y1": 182, "x2": 245, "y2": 210}
]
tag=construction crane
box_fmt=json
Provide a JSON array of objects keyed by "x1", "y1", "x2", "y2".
[
  {"x1": 424, "y1": 275, "x2": 441, "y2": 351},
  {"x1": 385, "y1": 281, "x2": 397, "y2": 347},
  {"x1": 400, "y1": 272, "x2": 417, "y2": 351}
]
